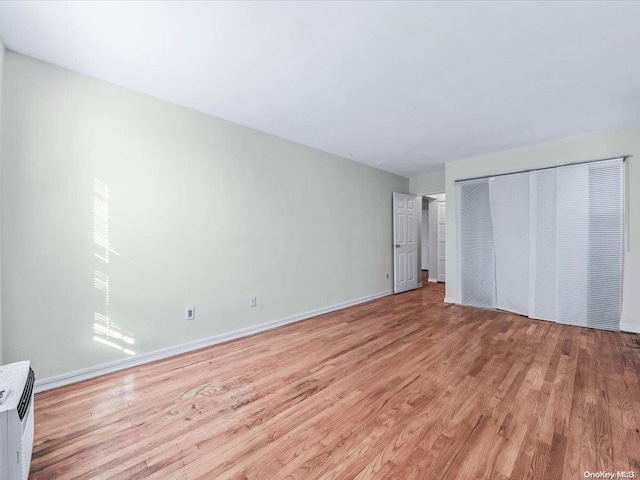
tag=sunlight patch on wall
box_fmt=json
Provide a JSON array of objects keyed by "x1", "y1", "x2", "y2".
[
  {"x1": 93, "y1": 179, "x2": 110, "y2": 263},
  {"x1": 93, "y1": 179, "x2": 136, "y2": 356}
]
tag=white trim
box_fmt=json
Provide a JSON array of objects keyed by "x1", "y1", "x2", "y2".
[
  {"x1": 620, "y1": 323, "x2": 640, "y2": 334},
  {"x1": 428, "y1": 278, "x2": 437, "y2": 283},
  {"x1": 417, "y1": 282, "x2": 423, "y2": 288},
  {"x1": 34, "y1": 289, "x2": 393, "y2": 393},
  {"x1": 444, "y1": 296, "x2": 457, "y2": 304}
]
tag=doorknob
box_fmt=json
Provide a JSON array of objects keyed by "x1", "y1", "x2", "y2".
[{"x1": 395, "y1": 244, "x2": 401, "y2": 248}]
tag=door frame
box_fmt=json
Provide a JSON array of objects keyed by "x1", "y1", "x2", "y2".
[{"x1": 417, "y1": 192, "x2": 446, "y2": 284}]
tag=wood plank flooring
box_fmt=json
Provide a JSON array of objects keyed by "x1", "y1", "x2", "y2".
[{"x1": 31, "y1": 282, "x2": 640, "y2": 479}]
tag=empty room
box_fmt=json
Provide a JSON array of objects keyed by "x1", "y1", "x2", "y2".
[{"x1": 0, "y1": 1, "x2": 639, "y2": 479}]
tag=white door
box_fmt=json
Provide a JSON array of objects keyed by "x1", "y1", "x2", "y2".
[
  {"x1": 393, "y1": 193, "x2": 418, "y2": 293},
  {"x1": 421, "y1": 209, "x2": 429, "y2": 270},
  {"x1": 437, "y1": 200, "x2": 446, "y2": 282}
]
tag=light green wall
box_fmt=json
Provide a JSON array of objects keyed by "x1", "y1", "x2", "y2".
[
  {"x1": 1, "y1": 52, "x2": 408, "y2": 380},
  {"x1": 445, "y1": 125, "x2": 640, "y2": 331},
  {"x1": 410, "y1": 170, "x2": 445, "y2": 195}
]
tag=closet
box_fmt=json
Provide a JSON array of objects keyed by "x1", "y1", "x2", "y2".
[{"x1": 455, "y1": 157, "x2": 624, "y2": 331}]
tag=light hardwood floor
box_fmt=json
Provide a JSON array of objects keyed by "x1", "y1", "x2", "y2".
[{"x1": 31, "y1": 282, "x2": 640, "y2": 479}]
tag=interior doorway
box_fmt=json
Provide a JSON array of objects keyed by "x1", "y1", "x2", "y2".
[
  {"x1": 421, "y1": 198, "x2": 429, "y2": 273},
  {"x1": 421, "y1": 193, "x2": 446, "y2": 284}
]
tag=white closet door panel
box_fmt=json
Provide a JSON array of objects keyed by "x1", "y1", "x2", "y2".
[
  {"x1": 556, "y1": 164, "x2": 589, "y2": 327},
  {"x1": 489, "y1": 173, "x2": 530, "y2": 315},
  {"x1": 586, "y1": 160, "x2": 623, "y2": 330},
  {"x1": 437, "y1": 201, "x2": 446, "y2": 282},
  {"x1": 529, "y1": 169, "x2": 557, "y2": 321},
  {"x1": 422, "y1": 209, "x2": 429, "y2": 270},
  {"x1": 456, "y1": 179, "x2": 496, "y2": 308}
]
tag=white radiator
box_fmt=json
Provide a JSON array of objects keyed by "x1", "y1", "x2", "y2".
[{"x1": 0, "y1": 361, "x2": 35, "y2": 480}]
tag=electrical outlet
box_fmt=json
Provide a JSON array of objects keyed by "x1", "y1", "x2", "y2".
[
  {"x1": 249, "y1": 296, "x2": 257, "y2": 307},
  {"x1": 186, "y1": 307, "x2": 195, "y2": 321}
]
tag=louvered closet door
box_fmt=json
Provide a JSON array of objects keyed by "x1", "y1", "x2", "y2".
[
  {"x1": 529, "y1": 169, "x2": 557, "y2": 321},
  {"x1": 556, "y1": 159, "x2": 623, "y2": 330},
  {"x1": 556, "y1": 164, "x2": 590, "y2": 327},
  {"x1": 587, "y1": 161, "x2": 624, "y2": 330},
  {"x1": 456, "y1": 179, "x2": 496, "y2": 308},
  {"x1": 456, "y1": 157, "x2": 623, "y2": 331},
  {"x1": 489, "y1": 173, "x2": 530, "y2": 316}
]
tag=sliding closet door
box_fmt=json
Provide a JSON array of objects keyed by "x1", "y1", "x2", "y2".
[
  {"x1": 489, "y1": 173, "x2": 530, "y2": 315},
  {"x1": 456, "y1": 157, "x2": 623, "y2": 331},
  {"x1": 456, "y1": 179, "x2": 496, "y2": 308},
  {"x1": 529, "y1": 169, "x2": 557, "y2": 321},
  {"x1": 556, "y1": 159, "x2": 624, "y2": 330},
  {"x1": 556, "y1": 164, "x2": 590, "y2": 327},
  {"x1": 587, "y1": 161, "x2": 624, "y2": 330}
]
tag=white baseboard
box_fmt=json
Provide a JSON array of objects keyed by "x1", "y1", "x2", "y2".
[
  {"x1": 34, "y1": 289, "x2": 393, "y2": 393},
  {"x1": 428, "y1": 278, "x2": 437, "y2": 283},
  {"x1": 444, "y1": 296, "x2": 457, "y2": 304},
  {"x1": 418, "y1": 282, "x2": 423, "y2": 288},
  {"x1": 620, "y1": 323, "x2": 640, "y2": 334}
]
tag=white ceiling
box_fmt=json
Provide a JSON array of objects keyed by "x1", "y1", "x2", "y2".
[{"x1": 1, "y1": 1, "x2": 640, "y2": 178}]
